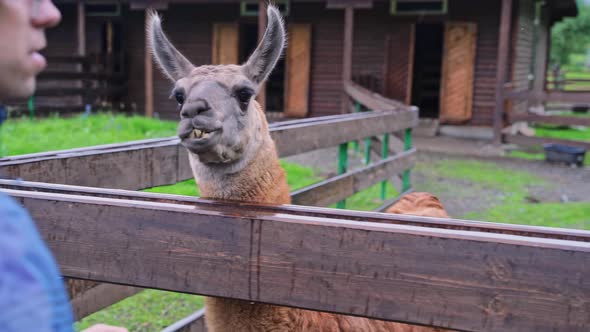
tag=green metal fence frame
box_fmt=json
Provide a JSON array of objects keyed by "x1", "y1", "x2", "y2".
[{"x1": 336, "y1": 101, "x2": 413, "y2": 209}]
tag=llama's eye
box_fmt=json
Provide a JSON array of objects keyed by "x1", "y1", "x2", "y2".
[
  {"x1": 236, "y1": 89, "x2": 253, "y2": 109},
  {"x1": 174, "y1": 91, "x2": 185, "y2": 105}
]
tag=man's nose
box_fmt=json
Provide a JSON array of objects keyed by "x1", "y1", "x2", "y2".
[
  {"x1": 180, "y1": 99, "x2": 211, "y2": 119},
  {"x1": 32, "y1": 0, "x2": 62, "y2": 28}
]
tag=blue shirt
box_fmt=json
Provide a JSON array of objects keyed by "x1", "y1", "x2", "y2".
[{"x1": 0, "y1": 193, "x2": 74, "y2": 332}]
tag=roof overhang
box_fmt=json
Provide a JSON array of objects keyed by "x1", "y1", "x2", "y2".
[{"x1": 548, "y1": 0, "x2": 579, "y2": 24}]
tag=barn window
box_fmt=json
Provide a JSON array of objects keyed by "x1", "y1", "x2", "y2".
[
  {"x1": 240, "y1": 0, "x2": 290, "y2": 17},
  {"x1": 85, "y1": 2, "x2": 121, "y2": 17},
  {"x1": 391, "y1": 0, "x2": 448, "y2": 15}
]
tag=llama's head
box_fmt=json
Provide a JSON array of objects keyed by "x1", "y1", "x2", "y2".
[{"x1": 147, "y1": 6, "x2": 285, "y2": 165}]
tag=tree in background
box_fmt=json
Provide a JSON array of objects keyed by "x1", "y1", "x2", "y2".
[{"x1": 550, "y1": 2, "x2": 590, "y2": 69}]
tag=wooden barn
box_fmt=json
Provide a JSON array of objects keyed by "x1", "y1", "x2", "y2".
[{"x1": 40, "y1": 0, "x2": 577, "y2": 127}]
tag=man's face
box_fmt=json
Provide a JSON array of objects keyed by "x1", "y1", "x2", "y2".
[{"x1": 0, "y1": 0, "x2": 61, "y2": 100}]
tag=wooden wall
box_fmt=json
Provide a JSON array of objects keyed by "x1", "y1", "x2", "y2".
[
  {"x1": 449, "y1": 0, "x2": 502, "y2": 126},
  {"x1": 44, "y1": 1, "x2": 532, "y2": 127},
  {"x1": 510, "y1": 0, "x2": 536, "y2": 114}
]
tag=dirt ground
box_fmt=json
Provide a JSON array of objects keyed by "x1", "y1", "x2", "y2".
[{"x1": 285, "y1": 143, "x2": 590, "y2": 218}]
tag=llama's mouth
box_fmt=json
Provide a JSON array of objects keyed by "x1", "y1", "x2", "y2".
[{"x1": 179, "y1": 128, "x2": 221, "y2": 152}]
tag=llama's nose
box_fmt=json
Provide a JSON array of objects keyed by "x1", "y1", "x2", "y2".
[{"x1": 180, "y1": 99, "x2": 211, "y2": 119}]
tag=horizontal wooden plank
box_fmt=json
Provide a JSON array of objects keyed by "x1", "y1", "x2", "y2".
[
  {"x1": 543, "y1": 91, "x2": 590, "y2": 104},
  {"x1": 272, "y1": 110, "x2": 418, "y2": 157},
  {"x1": 71, "y1": 283, "x2": 142, "y2": 320},
  {"x1": 344, "y1": 81, "x2": 408, "y2": 111},
  {"x1": 162, "y1": 308, "x2": 206, "y2": 332},
  {"x1": 291, "y1": 149, "x2": 416, "y2": 206},
  {"x1": 2, "y1": 180, "x2": 589, "y2": 245},
  {"x1": 34, "y1": 86, "x2": 126, "y2": 97},
  {"x1": 510, "y1": 113, "x2": 590, "y2": 127},
  {"x1": 4, "y1": 188, "x2": 590, "y2": 332},
  {"x1": 38, "y1": 71, "x2": 125, "y2": 81},
  {"x1": 505, "y1": 134, "x2": 590, "y2": 150}
]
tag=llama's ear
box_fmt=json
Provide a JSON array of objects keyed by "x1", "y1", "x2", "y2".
[
  {"x1": 243, "y1": 5, "x2": 286, "y2": 86},
  {"x1": 147, "y1": 10, "x2": 195, "y2": 82}
]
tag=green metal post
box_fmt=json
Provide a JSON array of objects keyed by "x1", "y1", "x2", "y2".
[
  {"x1": 380, "y1": 133, "x2": 390, "y2": 200},
  {"x1": 364, "y1": 137, "x2": 372, "y2": 165},
  {"x1": 28, "y1": 96, "x2": 35, "y2": 119},
  {"x1": 402, "y1": 128, "x2": 413, "y2": 192},
  {"x1": 363, "y1": 108, "x2": 373, "y2": 165},
  {"x1": 337, "y1": 142, "x2": 349, "y2": 209},
  {"x1": 352, "y1": 102, "x2": 361, "y2": 152}
]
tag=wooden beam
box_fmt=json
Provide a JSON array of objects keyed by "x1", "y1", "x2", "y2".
[
  {"x1": 493, "y1": 0, "x2": 514, "y2": 144},
  {"x1": 4, "y1": 188, "x2": 590, "y2": 332},
  {"x1": 71, "y1": 284, "x2": 142, "y2": 320},
  {"x1": 344, "y1": 81, "x2": 407, "y2": 110},
  {"x1": 4, "y1": 179, "x2": 590, "y2": 243},
  {"x1": 292, "y1": 149, "x2": 415, "y2": 206},
  {"x1": 543, "y1": 91, "x2": 590, "y2": 104},
  {"x1": 77, "y1": 1, "x2": 86, "y2": 57},
  {"x1": 341, "y1": 6, "x2": 354, "y2": 114},
  {"x1": 326, "y1": 0, "x2": 373, "y2": 9},
  {"x1": 145, "y1": 10, "x2": 154, "y2": 118},
  {"x1": 532, "y1": 4, "x2": 549, "y2": 105},
  {"x1": 162, "y1": 308, "x2": 206, "y2": 332}
]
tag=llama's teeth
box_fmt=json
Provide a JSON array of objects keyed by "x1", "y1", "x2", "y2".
[
  {"x1": 202, "y1": 132, "x2": 210, "y2": 139},
  {"x1": 192, "y1": 129, "x2": 203, "y2": 138}
]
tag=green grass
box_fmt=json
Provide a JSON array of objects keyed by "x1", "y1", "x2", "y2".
[
  {"x1": 144, "y1": 161, "x2": 323, "y2": 196},
  {"x1": 421, "y1": 159, "x2": 590, "y2": 230},
  {"x1": 534, "y1": 124, "x2": 590, "y2": 142},
  {"x1": 76, "y1": 290, "x2": 204, "y2": 332},
  {"x1": 464, "y1": 202, "x2": 590, "y2": 229},
  {"x1": 424, "y1": 159, "x2": 545, "y2": 201},
  {"x1": 0, "y1": 113, "x2": 177, "y2": 156}
]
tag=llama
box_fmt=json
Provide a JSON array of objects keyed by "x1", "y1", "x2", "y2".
[
  {"x1": 386, "y1": 192, "x2": 450, "y2": 218},
  {"x1": 148, "y1": 6, "x2": 451, "y2": 332}
]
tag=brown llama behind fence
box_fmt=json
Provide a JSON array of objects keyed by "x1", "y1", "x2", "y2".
[{"x1": 148, "y1": 6, "x2": 452, "y2": 332}]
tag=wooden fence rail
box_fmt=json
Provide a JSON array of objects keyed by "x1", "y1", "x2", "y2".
[
  {"x1": 500, "y1": 86, "x2": 590, "y2": 148},
  {"x1": 3, "y1": 183, "x2": 590, "y2": 332}
]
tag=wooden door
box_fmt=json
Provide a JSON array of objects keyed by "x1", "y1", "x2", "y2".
[
  {"x1": 212, "y1": 23, "x2": 239, "y2": 65},
  {"x1": 439, "y1": 22, "x2": 477, "y2": 123},
  {"x1": 284, "y1": 24, "x2": 312, "y2": 118},
  {"x1": 384, "y1": 23, "x2": 415, "y2": 105}
]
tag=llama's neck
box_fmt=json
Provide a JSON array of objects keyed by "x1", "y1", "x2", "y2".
[{"x1": 189, "y1": 135, "x2": 290, "y2": 205}]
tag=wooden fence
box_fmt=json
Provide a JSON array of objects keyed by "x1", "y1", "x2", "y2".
[
  {"x1": 0, "y1": 81, "x2": 423, "y2": 330},
  {"x1": 1, "y1": 180, "x2": 590, "y2": 332},
  {"x1": 5, "y1": 54, "x2": 127, "y2": 117},
  {"x1": 501, "y1": 83, "x2": 590, "y2": 149}
]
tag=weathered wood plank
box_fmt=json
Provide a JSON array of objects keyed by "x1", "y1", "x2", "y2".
[
  {"x1": 272, "y1": 110, "x2": 418, "y2": 157},
  {"x1": 291, "y1": 149, "x2": 416, "y2": 206},
  {"x1": 71, "y1": 284, "x2": 142, "y2": 321},
  {"x1": 505, "y1": 134, "x2": 590, "y2": 150},
  {"x1": 162, "y1": 308, "x2": 206, "y2": 332},
  {"x1": 344, "y1": 81, "x2": 406, "y2": 110},
  {"x1": 3, "y1": 179, "x2": 590, "y2": 243},
  {"x1": 4, "y1": 188, "x2": 590, "y2": 332},
  {"x1": 543, "y1": 91, "x2": 590, "y2": 104}
]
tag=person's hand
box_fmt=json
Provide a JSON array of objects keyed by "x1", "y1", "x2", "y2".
[{"x1": 81, "y1": 324, "x2": 128, "y2": 332}]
